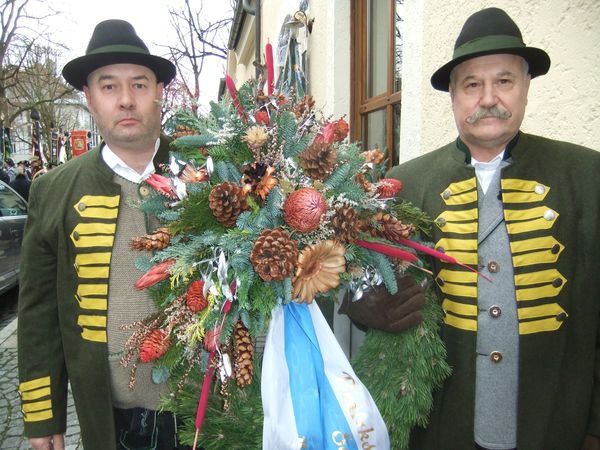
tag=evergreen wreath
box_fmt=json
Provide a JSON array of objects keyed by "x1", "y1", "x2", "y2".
[{"x1": 126, "y1": 78, "x2": 451, "y2": 449}]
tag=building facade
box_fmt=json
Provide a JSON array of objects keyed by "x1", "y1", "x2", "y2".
[{"x1": 227, "y1": 0, "x2": 600, "y2": 354}]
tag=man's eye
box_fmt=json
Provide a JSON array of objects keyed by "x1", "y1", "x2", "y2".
[
  {"x1": 101, "y1": 84, "x2": 114, "y2": 91},
  {"x1": 133, "y1": 83, "x2": 146, "y2": 89}
]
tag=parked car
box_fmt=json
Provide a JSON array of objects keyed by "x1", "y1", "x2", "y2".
[{"x1": 0, "y1": 180, "x2": 27, "y2": 295}]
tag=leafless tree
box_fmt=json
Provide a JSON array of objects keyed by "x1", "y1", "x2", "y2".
[
  {"x1": 161, "y1": 0, "x2": 235, "y2": 113},
  {"x1": 10, "y1": 43, "x2": 79, "y2": 153},
  {"x1": 0, "y1": 0, "x2": 72, "y2": 132}
]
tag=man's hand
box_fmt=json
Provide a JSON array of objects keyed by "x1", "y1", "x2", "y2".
[
  {"x1": 582, "y1": 435, "x2": 600, "y2": 450},
  {"x1": 29, "y1": 434, "x2": 65, "y2": 450},
  {"x1": 338, "y1": 275, "x2": 426, "y2": 332}
]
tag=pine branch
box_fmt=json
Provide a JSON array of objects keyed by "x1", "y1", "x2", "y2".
[
  {"x1": 325, "y1": 162, "x2": 354, "y2": 191},
  {"x1": 353, "y1": 289, "x2": 452, "y2": 449},
  {"x1": 214, "y1": 160, "x2": 242, "y2": 183}
]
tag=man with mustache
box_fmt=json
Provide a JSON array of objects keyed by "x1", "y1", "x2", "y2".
[
  {"x1": 17, "y1": 20, "x2": 192, "y2": 450},
  {"x1": 345, "y1": 7, "x2": 600, "y2": 450}
]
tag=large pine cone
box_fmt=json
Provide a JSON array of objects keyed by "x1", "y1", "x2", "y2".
[
  {"x1": 233, "y1": 321, "x2": 254, "y2": 388},
  {"x1": 139, "y1": 329, "x2": 170, "y2": 363},
  {"x1": 298, "y1": 141, "x2": 336, "y2": 181},
  {"x1": 131, "y1": 227, "x2": 171, "y2": 251},
  {"x1": 208, "y1": 182, "x2": 248, "y2": 228},
  {"x1": 250, "y1": 228, "x2": 299, "y2": 281},
  {"x1": 185, "y1": 280, "x2": 208, "y2": 312},
  {"x1": 331, "y1": 206, "x2": 361, "y2": 244},
  {"x1": 370, "y1": 211, "x2": 415, "y2": 242}
]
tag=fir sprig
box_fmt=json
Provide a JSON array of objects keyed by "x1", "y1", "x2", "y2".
[{"x1": 170, "y1": 189, "x2": 225, "y2": 235}]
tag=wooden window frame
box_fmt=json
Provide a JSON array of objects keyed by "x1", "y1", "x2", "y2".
[{"x1": 351, "y1": 0, "x2": 402, "y2": 167}]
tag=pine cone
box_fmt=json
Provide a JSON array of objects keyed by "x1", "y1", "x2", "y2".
[
  {"x1": 139, "y1": 329, "x2": 170, "y2": 363},
  {"x1": 331, "y1": 206, "x2": 361, "y2": 244},
  {"x1": 208, "y1": 182, "x2": 248, "y2": 228},
  {"x1": 233, "y1": 321, "x2": 254, "y2": 388},
  {"x1": 298, "y1": 141, "x2": 337, "y2": 181},
  {"x1": 131, "y1": 227, "x2": 171, "y2": 251},
  {"x1": 370, "y1": 212, "x2": 416, "y2": 242},
  {"x1": 186, "y1": 280, "x2": 208, "y2": 312},
  {"x1": 250, "y1": 228, "x2": 299, "y2": 281},
  {"x1": 172, "y1": 125, "x2": 198, "y2": 138}
]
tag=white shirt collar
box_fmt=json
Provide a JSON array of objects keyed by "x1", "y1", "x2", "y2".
[
  {"x1": 470, "y1": 149, "x2": 505, "y2": 168},
  {"x1": 101, "y1": 138, "x2": 160, "y2": 183},
  {"x1": 471, "y1": 149, "x2": 506, "y2": 194}
]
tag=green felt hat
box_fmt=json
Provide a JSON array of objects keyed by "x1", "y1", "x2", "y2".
[
  {"x1": 62, "y1": 19, "x2": 176, "y2": 91},
  {"x1": 431, "y1": 7, "x2": 550, "y2": 92}
]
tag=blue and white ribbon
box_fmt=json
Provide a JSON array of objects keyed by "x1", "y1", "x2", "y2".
[{"x1": 262, "y1": 302, "x2": 390, "y2": 450}]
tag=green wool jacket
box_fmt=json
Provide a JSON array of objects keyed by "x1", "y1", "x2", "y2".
[
  {"x1": 388, "y1": 132, "x2": 600, "y2": 450},
  {"x1": 17, "y1": 140, "x2": 169, "y2": 450}
]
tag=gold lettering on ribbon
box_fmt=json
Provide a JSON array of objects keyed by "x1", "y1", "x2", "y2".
[
  {"x1": 331, "y1": 430, "x2": 352, "y2": 449},
  {"x1": 336, "y1": 372, "x2": 378, "y2": 448}
]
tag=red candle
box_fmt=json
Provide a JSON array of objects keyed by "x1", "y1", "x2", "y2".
[
  {"x1": 226, "y1": 74, "x2": 244, "y2": 119},
  {"x1": 265, "y1": 40, "x2": 274, "y2": 95}
]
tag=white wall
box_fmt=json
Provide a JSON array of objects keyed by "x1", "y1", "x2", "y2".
[
  {"x1": 228, "y1": 0, "x2": 351, "y2": 121},
  {"x1": 400, "y1": 0, "x2": 600, "y2": 162}
]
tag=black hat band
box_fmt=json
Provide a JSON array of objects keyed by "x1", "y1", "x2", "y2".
[{"x1": 88, "y1": 44, "x2": 149, "y2": 56}]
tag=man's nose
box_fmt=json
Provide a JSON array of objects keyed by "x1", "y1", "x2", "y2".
[
  {"x1": 479, "y1": 83, "x2": 498, "y2": 107},
  {"x1": 119, "y1": 87, "x2": 135, "y2": 109}
]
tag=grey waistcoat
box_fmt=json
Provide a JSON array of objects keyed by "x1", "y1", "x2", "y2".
[{"x1": 474, "y1": 162, "x2": 519, "y2": 449}]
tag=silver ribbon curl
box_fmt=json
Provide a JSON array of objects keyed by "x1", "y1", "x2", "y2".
[{"x1": 349, "y1": 265, "x2": 383, "y2": 301}]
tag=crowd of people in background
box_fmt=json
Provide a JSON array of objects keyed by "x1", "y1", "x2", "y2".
[{"x1": 0, "y1": 157, "x2": 50, "y2": 201}]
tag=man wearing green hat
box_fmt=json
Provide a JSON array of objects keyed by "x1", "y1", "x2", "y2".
[
  {"x1": 17, "y1": 20, "x2": 191, "y2": 450},
  {"x1": 347, "y1": 7, "x2": 600, "y2": 450}
]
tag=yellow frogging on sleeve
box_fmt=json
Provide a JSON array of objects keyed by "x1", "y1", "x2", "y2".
[{"x1": 19, "y1": 376, "x2": 54, "y2": 422}]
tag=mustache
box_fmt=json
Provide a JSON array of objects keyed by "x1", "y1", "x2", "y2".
[{"x1": 466, "y1": 106, "x2": 512, "y2": 124}]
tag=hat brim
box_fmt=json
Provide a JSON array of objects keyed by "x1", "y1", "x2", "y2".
[
  {"x1": 62, "y1": 52, "x2": 176, "y2": 90},
  {"x1": 431, "y1": 46, "x2": 550, "y2": 92}
]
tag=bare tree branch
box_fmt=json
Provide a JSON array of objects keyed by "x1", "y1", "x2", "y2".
[{"x1": 158, "y1": 0, "x2": 233, "y2": 113}]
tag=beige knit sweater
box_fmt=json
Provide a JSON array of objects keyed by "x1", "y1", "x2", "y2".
[{"x1": 107, "y1": 175, "x2": 169, "y2": 409}]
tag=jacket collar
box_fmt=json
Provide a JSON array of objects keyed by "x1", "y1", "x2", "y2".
[{"x1": 456, "y1": 132, "x2": 521, "y2": 164}]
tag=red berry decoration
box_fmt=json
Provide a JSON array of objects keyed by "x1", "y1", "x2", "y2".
[
  {"x1": 139, "y1": 329, "x2": 170, "y2": 363},
  {"x1": 186, "y1": 280, "x2": 208, "y2": 312},
  {"x1": 283, "y1": 187, "x2": 328, "y2": 232},
  {"x1": 376, "y1": 178, "x2": 403, "y2": 198}
]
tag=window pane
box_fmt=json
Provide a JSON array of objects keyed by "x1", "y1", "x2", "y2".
[
  {"x1": 395, "y1": 0, "x2": 405, "y2": 91},
  {"x1": 367, "y1": 0, "x2": 389, "y2": 98},
  {"x1": 365, "y1": 108, "x2": 387, "y2": 152},
  {"x1": 0, "y1": 183, "x2": 27, "y2": 215}
]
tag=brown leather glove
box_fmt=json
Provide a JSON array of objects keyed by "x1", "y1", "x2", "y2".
[
  {"x1": 338, "y1": 275, "x2": 426, "y2": 333},
  {"x1": 582, "y1": 435, "x2": 600, "y2": 450}
]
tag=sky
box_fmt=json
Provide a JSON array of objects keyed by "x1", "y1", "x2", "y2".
[{"x1": 40, "y1": 0, "x2": 233, "y2": 110}]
